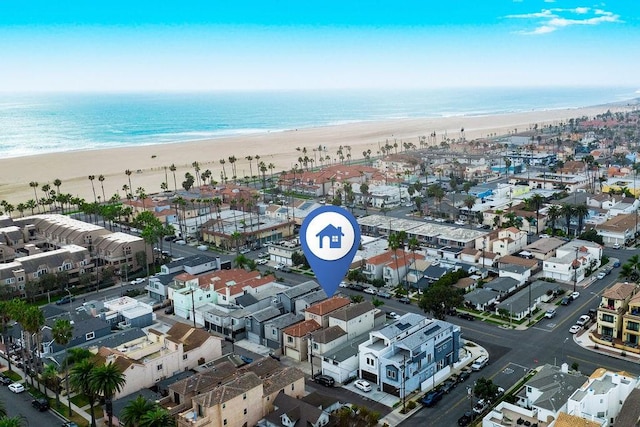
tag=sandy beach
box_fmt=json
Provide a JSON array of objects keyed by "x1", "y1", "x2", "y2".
[{"x1": 0, "y1": 105, "x2": 632, "y2": 206}]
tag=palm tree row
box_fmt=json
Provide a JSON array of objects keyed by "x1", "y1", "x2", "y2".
[
  {"x1": 120, "y1": 395, "x2": 175, "y2": 427},
  {"x1": 545, "y1": 203, "x2": 589, "y2": 236}
]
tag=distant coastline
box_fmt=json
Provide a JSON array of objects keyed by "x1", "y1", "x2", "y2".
[{"x1": 0, "y1": 87, "x2": 637, "y2": 159}]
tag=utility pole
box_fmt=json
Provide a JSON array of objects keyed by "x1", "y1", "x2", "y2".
[
  {"x1": 402, "y1": 354, "x2": 406, "y2": 413},
  {"x1": 573, "y1": 246, "x2": 579, "y2": 293},
  {"x1": 190, "y1": 285, "x2": 197, "y2": 329}
]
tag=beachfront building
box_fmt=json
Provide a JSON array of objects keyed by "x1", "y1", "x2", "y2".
[
  {"x1": 201, "y1": 209, "x2": 295, "y2": 250},
  {"x1": 0, "y1": 244, "x2": 93, "y2": 298},
  {"x1": 96, "y1": 322, "x2": 223, "y2": 399},
  {"x1": 358, "y1": 313, "x2": 461, "y2": 398}
]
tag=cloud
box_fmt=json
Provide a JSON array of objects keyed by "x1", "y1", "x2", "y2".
[
  {"x1": 506, "y1": 6, "x2": 622, "y2": 35},
  {"x1": 543, "y1": 0, "x2": 556, "y2": 3}
]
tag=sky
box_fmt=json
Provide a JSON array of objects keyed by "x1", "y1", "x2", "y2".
[{"x1": 0, "y1": 1, "x2": 638, "y2": 91}]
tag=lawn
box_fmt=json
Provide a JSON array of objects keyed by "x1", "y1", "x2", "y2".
[{"x1": 71, "y1": 393, "x2": 91, "y2": 408}]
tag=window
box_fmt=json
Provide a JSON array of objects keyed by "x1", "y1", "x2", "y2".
[
  {"x1": 243, "y1": 393, "x2": 247, "y2": 400},
  {"x1": 387, "y1": 369, "x2": 397, "y2": 380},
  {"x1": 183, "y1": 354, "x2": 188, "y2": 360},
  {"x1": 222, "y1": 404, "x2": 226, "y2": 409},
  {"x1": 287, "y1": 336, "x2": 293, "y2": 343},
  {"x1": 85, "y1": 332, "x2": 95, "y2": 340},
  {"x1": 223, "y1": 420, "x2": 227, "y2": 426},
  {"x1": 602, "y1": 314, "x2": 614, "y2": 323},
  {"x1": 157, "y1": 364, "x2": 163, "y2": 371},
  {"x1": 272, "y1": 329, "x2": 277, "y2": 336},
  {"x1": 291, "y1": 384, "x2": 295, "y2": 390},
  {"x1": 243, "y1": 408, "x2": 247, "y2": 415},
  {"x1": 366, "y1": 357, "x2": 374, "y2": 366},
  {"x1": 628, "y1": 321, "x2": 640, "y2": 332}
]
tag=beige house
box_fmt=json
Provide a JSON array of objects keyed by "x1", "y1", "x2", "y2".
[
  {"x1": 95, "y1": 322, "x2": 223, "y2": 399},
  {"x1": 596, "y1": 282, "x2": 638, "y2": 341},
  {"x1": 174, "y1": 357, "x2": 305, "y2": 427},
  {"x1": 282, "y1": 319, "x2": 322, "y2": 361},
  {"x1": 622, "y1": 293, "x2": 640, "y2": 348},
  {"x1": 328, "y1": 301, "x2": 378, "y2": 340}
]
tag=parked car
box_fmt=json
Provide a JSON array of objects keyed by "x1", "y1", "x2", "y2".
[
  {"x1": 240, "y1": 248, "x2": 251, "y2": 254},
  {"x1": 315, "y1": 375, "x2": 335, "y2": 387},
  {"x1": 588, "y1": 308, "x2": 597, "y2": 319},
  {"x1": 539, "y1": 234, "x2": 550, "y2": 238},
  {"x1": 596, "y1": 271, "x2": 606, "y2": 280},
  {"x1": 441, "y1": 378, "x2": 457, "y2": 394},
  {"x1": 240, "y1": 355, "x2": 253, "y2": 364},
  {"x1": 32, "y1": 398, "x2": 50, "y2": 411},
  {"x1": 457, "y1": 368, "x2": 471, "y2": 383},
  {"x1": 354, "y1": 379, "x2": 372, "y2": 392},
  {"x1": 614, "y1": 261, "x2": 621, "y2": 268},
  {"x1": 471, "y1": 356, "x2": 488, "y2": 371},
  {"x1": 398, "y1": 297, "x2": 411, "y2": 304},
  {"x1": 164, "y1": 306, "x2": 174, "y2": 315},
  {"x1": 613, "y1": 243, "x2": 621, "y2": 249},
  {"x1": 0, "y1": 374, "x2": 12, "y2": 385},
  {"x1": 458, "y1": 411, "x2": 474, "y2": 426},
  {"x1": 281, "y1": 266, "x2": 291, "y2": 273},
  {"x1": 273, "y1": 263, "x2": 286, "y2": 270},
  {"x1": 569, "y1": 324, "x2": 582, "y2": 334},
  {"x1": 421, "y1": 389, "x2": 444, "y2": 407},
  {"x1": 576, "y1": 314, "x2": 591, "y2": 326},
  {"x1": 377, "y1": 290, "x2": 391, "y2": 299},
  {"x1": 473, "y1": 399, "x2": 489, "y2": 415},
  {"x1": 55, "y1": 296, "x2": 75, "y2": 305},
  {"x1": 570, "y1": 291, "x2": 580, "y2": 300},
  {"x1": 545, "y1": 308, "x2": 557, "y2": 319},
  {"x1": 458, "y1": 312, "x2": 475, "y2": 321},
  {"x1": 349, "y1": 284, "x2": 365, "y2": 291},
  {"x1": 8, "y1": 382, "x2": 25, "y2": 393},
  {"x1": 175, "y1": 240, "x2": 187, "y2": 245},
  {"x1": 256, "y1": 258, "x2": 268, "y2": 265},
  {"x1": 561, "y1": 297, "x2": 572, "y2": 306},
  {"x1": 364, "y1": 287, "x2": 377, "y2": 295},
  {"x1": 385, "y1": 311, "x2": 400, "y2": 320},
  {"x1": 197, "y1": 244, "x2": 208, "y2": 251}
]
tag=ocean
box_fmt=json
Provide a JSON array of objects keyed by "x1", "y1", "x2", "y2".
[{"x1": 0, "y1": 87, "x2": 637, "y2": 159}]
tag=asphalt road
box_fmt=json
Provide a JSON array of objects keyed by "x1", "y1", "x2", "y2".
[{"x1": 0, "y1": 383, "x2": 64, "y2": 426}]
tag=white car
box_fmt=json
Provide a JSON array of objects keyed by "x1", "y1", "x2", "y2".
[
  {"x1": 570, "y1": 291, "x2": 580, "y2": 300},
  {"x1": 134, "y1": 278, "x2": 145, "y2": 284},
  {"x1": 354, "y1": 379, "x2": 372, "y2": 392},
  {"x1": 256, "y1": 258, "x2": 268, "y2": 265},
  {"x1": 197, "y1": 245, "x2": 208, "y2": 251},
  {"x1": 339, "y1": 282, "x2": 349, "y2": 288},
  {"x1": 454, "y1": 220, "x2": 466, "y2": 226},
  {"x1": 364, "y1": 287, "x2": 377, "y2": 295},
  {"x1": 8, "y1": 382, "x2": 24, "y2": 393},
  {"x1": 471, "y1": 356, "x2": 488, "y2": 371},
  {"x1": 240, "y1": 248, "x2": 251, "y2": 254},
  {"x1": 576, "y1": 315, "x2": 591, "y2": 326},
  {"x1": 569, "y1": 324, "x2": 582, "y2": 334},
  {"x1": 596, "y1": 272, "x2": 606, "y2": 280},
  {"x1": 539, "y1": 234, "x2": 550, "y2": 238}
]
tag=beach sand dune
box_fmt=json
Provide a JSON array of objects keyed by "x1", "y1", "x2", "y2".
[{"x1": 0, "y1": 106, "x2": 630, "y2": 205}]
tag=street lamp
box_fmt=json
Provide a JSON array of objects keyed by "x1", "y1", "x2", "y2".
[
  {"x1": 573, "y1": 246, "x2": 580, "y2": 293},
  {"x1": 65, "y1": 287, "x2": 73, "y2": 314}
]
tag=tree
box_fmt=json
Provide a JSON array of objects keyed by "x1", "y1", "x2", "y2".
[
  {"x1": 473, "y1": 377, "x2": 501, "y2": 403},
  {"x1": 121, "y1": 395, "x2": 158, "y2": 427},
  {"x1": 463, "y1": 195, "x2": 476, "y2": 227},
  {"x1": 530, "y1": 193, "x2": 545, "y2": 235},
  {"x1": 418, "y1": 284, "x2": 463, "y2": 320},
  {"x1": 90, "y1": 362, "x2": 126, "y2": 427},
  {"x1": 0, "y1": 416, "x2": 28, "y2": 427},
  {"x1": 574, "y1": 204, "x2": 589, "y2": 236},
  {"x1": 52, "y1": 318, "x2": 74, "y2": 416},
  {"x1": 547, "y1": 205, "x2": 561, "y2": 233},
  {"x1": 41, "y1": 364, "x2": 61, "y2": 409},
  {"x1": 21, "y1": 306, "x2": 45, "y2": 391},
  {"x1": 560, "y1": 203, "x2": 574, "y2": 235},
  {"x1": 70, "y1": 359, "x2": 99, "y2": 427},
  {"x1": 139, "y1": 408, "x2": 175, "y2": 427},
  {"x1": 334, "y1": 404, "x2": 380, "y2": 427}
]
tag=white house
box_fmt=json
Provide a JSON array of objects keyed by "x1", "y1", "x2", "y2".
[
  {"x1": 328, "y1": 302, "x2": 378, "y2": 340},
  {"x1": 543, "y1": 240, "x2": 603, "y2": 283}
]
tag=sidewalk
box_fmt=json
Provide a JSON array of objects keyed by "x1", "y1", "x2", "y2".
[{"x1": 573, "y1": 324, "x2": 640, "y2": 363}]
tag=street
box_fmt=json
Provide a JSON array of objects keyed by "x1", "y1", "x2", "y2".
[{"x1": 0, "y1": 384, "x2": 63, "y2": 426}]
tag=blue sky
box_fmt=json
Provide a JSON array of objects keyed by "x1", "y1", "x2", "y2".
[{"x1": 0, "y1": 1, "x2": 637, "y2": 91}]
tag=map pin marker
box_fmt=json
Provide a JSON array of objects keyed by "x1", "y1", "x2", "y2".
[{"x1": 300, "y1": 205, "x2": 361, "y2": 297}]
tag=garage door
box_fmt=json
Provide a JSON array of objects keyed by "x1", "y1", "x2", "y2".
[{"x1": 285, "y1": 347, "x2": 300, "y2": 361}]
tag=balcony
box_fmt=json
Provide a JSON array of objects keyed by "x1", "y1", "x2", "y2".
[
  {"x1": 178, "y1": 410, "x2": 209, "y2": 427},
  {"x1": 485, "y1": 405, "x2": 549, "y2": 427}
]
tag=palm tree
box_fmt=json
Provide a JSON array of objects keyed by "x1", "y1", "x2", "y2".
[
  {"x1": 41, "y1": 363, "x2": 61, "y2": 409},
  {"x1": 90, "y1": 362, "x2": 126, "y2": 427},
  {"x1": 52, "y1": 318, "x2": 73, "y2": 416},
  {"x1": 547, "y1": 205, "x2": 561, "y2": 234},
  {"x1": 125, "y1": 169, "x2": 133, "y2": 197},
  {"x1": 219, "y1": 159, "x2": 227, "y2": 182},
  {"x1": 21, "y1": 306, "x2": 44, "y2": 390},
  {"x1": 121, "y1": 395, "x2": 157, "y2": 427},
  {"x1": 70, "y1": 359, "x2": 98, "y2": 427},
  {"x1": 574, "y1": 204, "x2": 589, "y2": 236},
  {"x1": 530, "y1": 194, "x2": 545, "y2": 235},
  {"x1": 169, "y1": 164, "x2": 178, "y2": 192},
  {"x1": 463, "y1": 195, "x2": 476, "y2": 227},
  {"x1": 0, "y1": 416, "x2": 28, "y2": 427},
  {"x1": 246, "y1": 155, "x2": 254, "y2": 179},
  {"x1": 29, "y1": 181, "x2": 40, "y2": 212},
  {"x1": 560, "y1": 203, "x2": 574, "y2": 235},
  {"x1": 98, "y1": 175, "x2": 107, "y2": 202},
  {"x1": 139, "y1": 408, "x2": 175, "y2": 427},
  {"x1": 53, "y1": 178, "x2": 62, "y2": 210},
  {"x1": 0, "y1": 301, "x2": 14, "y2": 373},
  {"x1": 88, "y1": 175, "x2": 97, "y2": 203}
]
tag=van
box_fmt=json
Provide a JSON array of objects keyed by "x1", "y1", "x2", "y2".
[
  {"x1": 471, "y1": 356, "x2": 488, "y2": 371},
  {"x1": 315, "y1": 375, "x2": 335, "y2": 387}
]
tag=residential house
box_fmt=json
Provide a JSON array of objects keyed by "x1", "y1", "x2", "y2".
[
  {"x1": 597, "y1": 282, "x2": 638, "y2": 341},
  {"x1": 278, "y1": 281, "x2": 322, "y2": 314},
  {"x1": 282, "y1": 319, "x2": 322, "y2": 361},
  {"x1": 40, "y1": 311, "x2": 112, "y2": 356},
  {"x1": 247, "y1": 306, "x2": 283, "y2": 346},
  {"x1": 262, "y1": 392, "x2": 331, "y2": 427},
  {"x1": 495, "y1": 281, "x2": 561, "y2": 321},
  {"x1": 100, "y1": 296, "x2": 154, "y2": 329},
  {"x1": 464, "y1": 288, "x2": 500, "y2": 311},
  {"x1": 596, "y1": 214, "x2": 639, "y2": 247},
  {"x1": 608, "y1": 197, "x2": 640, "y2": 217},
  {"x1": 304, "y1": 297, "x2": 351, "y2": 328},
  {"x1": 263, "y1": 313, "x2": 305, "y2": 350},
  {"x1": 96, "y1": 322, "x2": 223, "y2": 399},
  {"x1": 267, "y1": 240, "x2": 302, "y2": 267},
  {"x1": 522, "y1": 237, "x2": 565, "y2": 261},
  {"x1": 320, "y1": 335, "x2": 369, "y2": 383},
  {"x1": 362, "y1": 249, "x2": 410, "y2": 285},
  {"x1": 567, "y1": 367, "x2": 639, "y2": 425},
  {"x1": 498, "y1": 264, "x2": 532, "y2": 285},
  {"x1": 622, "y1": 293, "x2": 640, "y2": 348},
  {"x1": 489, "y1": 227, "x2": 528, "y2": 257},
  {"x1": 308, "y1": 326, "x2": 348, "y2": 373},
  {"x1": 328, "y1": 301, "x2": 379, "y2": 340},
  {"x1": 358, "y1": 313, "x2": 461, "y2": 398},
  {"x1": 543, "y1": 240, "x2": 603, "y2": 283},
  {"x1": 294, "y1": 289, "x2": 329, "y2": 315},
  {"x1": 496, "y1": 255, "x2": 540, "y2": 274},
  {"x1": 159, "y1": 255, "x2": 220, "y2": 276},
  {"x1": 484, "y1": 276, "x2": 520, "y2": 296}
]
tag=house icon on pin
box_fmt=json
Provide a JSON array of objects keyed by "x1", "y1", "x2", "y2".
[{"x1": 316, "y1": 224, "x2": 344, "y2": 249}]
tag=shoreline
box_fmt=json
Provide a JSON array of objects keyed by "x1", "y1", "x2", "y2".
[{"x1": 0, "y1": 104, "x2": 636, "y2": 206}]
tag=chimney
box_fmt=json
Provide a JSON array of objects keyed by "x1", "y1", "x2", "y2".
[
  {"x1": 216, "y1": 256, "x2": 221, "y2": 270},
  {"x1": 561, "y1": 363, "x2": 569, "y2": 373}
]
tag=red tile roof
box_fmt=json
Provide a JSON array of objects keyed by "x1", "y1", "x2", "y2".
[
  {"x1": 282, "y1": 319, "x2": 321, "y2": 337},
  {"x1": 305, "y1": 296, "x2": 350, "y2": 316}
]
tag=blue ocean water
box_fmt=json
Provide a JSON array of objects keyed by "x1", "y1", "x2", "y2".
[{"x1": 0, "y1": 87, "x2": 637, "y2": 159}]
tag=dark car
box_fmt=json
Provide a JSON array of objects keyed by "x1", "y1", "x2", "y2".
[
  {"x1": 398, "y1": 297, "x2": 411, "y2": 304},
  {"x1": 62, "y1": 423, "x2": 79, "y2": 427},
  {"x1": 421, "y1": 389, "x2": 444, "y2": 407},
  {"x1": 349, "y1": 284, "x2": 365, "y2": 291},
  {"x1": 457, "y1": 369, "x2": 471, "y2": 383},
  {"x1": 561, "y1": 297, "x2": 572, "y2": 305},
  {"x1": 32, "y1": 398, "x2": 50, "y2": 411},
  {"x1": 240, "y1": 355, "x2": 253, "y2": 364},
  {"x1": 441, "y1": 379, "x2": 457, "y2": 394},
  {"x1": 55, "y1": 295, "x2": 75, "y2": 305},
  {"x1": 315, "y1": 375, "x2": 335, "y2": 387},
  {"x1": 458, "y1": 312, "x2": 475, "y2": 321},
  {"x1": 458, "y1": 411, "x2": 474, "y2": 426},
  {"x1": 0, "y1": 375, "x2": 12, "y2": 385},
  {"x1": 613, "y1": 261, "x2": 621, "y2": 268},
  {"x1": 164, "y1": 306, "x2": 174, "y2": 315}
]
